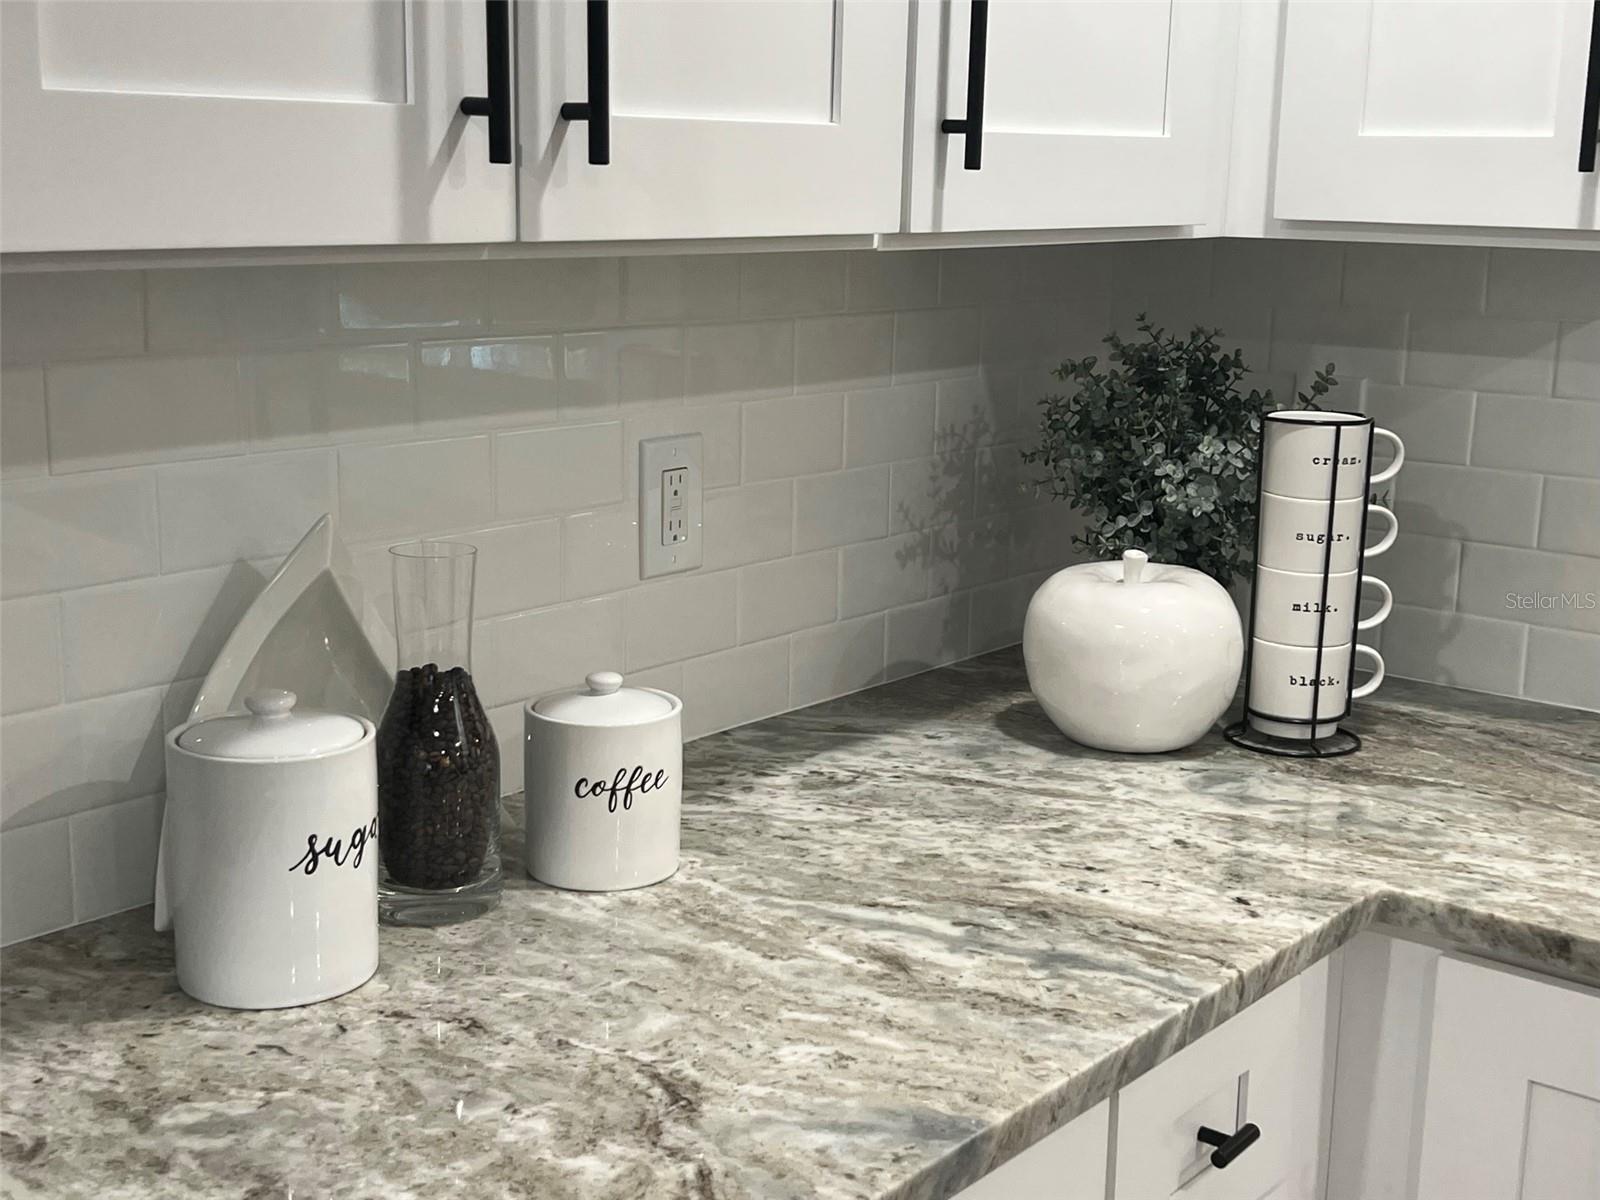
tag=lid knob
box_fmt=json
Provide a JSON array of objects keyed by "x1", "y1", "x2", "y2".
[
  {"x1": 586, "y1": 671, "x2": 623, "y2": 696},
  {"x1": 244, "y1": 689, "x2": 298, "y2": 718},
  {"x1": 1121, "y1": 548, "x2": 1148, "y2": 585}
]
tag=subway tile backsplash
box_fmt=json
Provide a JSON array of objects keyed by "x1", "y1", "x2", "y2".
[{"x1": 3, "y1": 238, "x2": 1598, "y2": 943}]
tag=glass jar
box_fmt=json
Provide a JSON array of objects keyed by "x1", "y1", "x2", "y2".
[{"x1": 376, "y1": 541, "x2": 501, "y2": 926}]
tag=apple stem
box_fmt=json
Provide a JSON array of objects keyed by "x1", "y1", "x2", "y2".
[{"x1": 1122, "y1": 548, "x2": 1148, "y2": 585}]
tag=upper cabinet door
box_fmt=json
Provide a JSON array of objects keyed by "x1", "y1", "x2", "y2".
[
  {"x1": 904, "y1": 0, "x2": 1231, "y2": 234},
  {"x1": 519, "y1": 1, "x2": 908, "y2": 241},
  {"x1": 0, "y1": 1, "x2": 515, "y2": 252},
  {"x1": 1275, "y1": 1, "x2": 1600, "y2": 230}
]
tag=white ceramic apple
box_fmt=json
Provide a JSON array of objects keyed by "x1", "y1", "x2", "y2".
[{"x1": 1023, "y1": 549, "x2": 1243, "y2": 753}]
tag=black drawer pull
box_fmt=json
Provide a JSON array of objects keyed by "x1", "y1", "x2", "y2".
[
  {"x1": 1581, "y1": 1, "x2": 1600, "y2": 171},
  {"x1": 459, "y1": 0, "x2": 512, "y2": 164},
  {"x1": 940, "y1": 0, "x2": 989, "y2": 170},
  {"x1": 560, "y1": 0, "x2": 612, "y2": 165},
  {"x1": 1197, "y1": 1123, "x2": 1260, "y2": 1169}
]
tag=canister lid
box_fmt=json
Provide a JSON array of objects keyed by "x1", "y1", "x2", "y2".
[
  {"x1": 533, "y1": 671, "x2": 677, "y2": 727},
  {"x1": 176, "y1": 689, "x2": 367, "y2": 760}
]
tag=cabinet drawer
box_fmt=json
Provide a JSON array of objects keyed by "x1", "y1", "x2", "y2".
[
  {"x1": 954, "y1": 1099, "x2": 1110, "y2": 1200},
  {"x1": 1114, "y1": 959, "x2": 1329, "y2": 1200}
]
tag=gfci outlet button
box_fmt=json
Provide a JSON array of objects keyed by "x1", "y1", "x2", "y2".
[{"x1": 639, "y1": 434, "x2": 703, "y2": 578}]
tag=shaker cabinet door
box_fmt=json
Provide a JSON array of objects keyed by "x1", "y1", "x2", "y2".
[
  {"x1": 1414, "y1": 957, "x2": 1600, "y2": 1200},
  {"x1": 904, "y1": 0, "x2": 1231, "y2": 234},
  {"x1": 0, "y1": 0, "x2": 516, "y2": 252},
  {"x1": 1274, "y1": 0, "x2": 1600, "y2": 230},
  {"x1": 517, "y1": 0, "x2": 909, "y2": 241}
]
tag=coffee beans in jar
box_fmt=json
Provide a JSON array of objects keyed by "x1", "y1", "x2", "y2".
[{"x1": 376, "y1": 664, "x2": 500, "y2": 891}]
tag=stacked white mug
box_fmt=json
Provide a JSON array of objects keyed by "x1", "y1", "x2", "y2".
[{"x1": 1243, "y1": 410, "x2": 1404, "y2": 744}]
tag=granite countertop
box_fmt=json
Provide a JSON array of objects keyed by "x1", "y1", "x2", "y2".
[{"x1": 3, "y1": 648, "x2": 1598, "y2": 1199}]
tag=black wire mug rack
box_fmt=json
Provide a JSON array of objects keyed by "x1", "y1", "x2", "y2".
[{"x1": 1225, "y1": 410, "x2": 1378, "y2": 759}]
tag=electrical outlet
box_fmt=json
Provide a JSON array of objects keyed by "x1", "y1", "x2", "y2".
[{"x1": 639, "y1": 434, "x2": 703, "y2": 578}]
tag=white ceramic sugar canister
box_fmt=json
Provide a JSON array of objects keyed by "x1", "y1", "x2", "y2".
[
  {"x1": 524, "y1": 671, "x2": 682, "y2": 891},
  {"x1": 1023, "y1": 549, "x2": 1243, "y2": 753},
  {"x1": 159, "y1": 690, "x2": 379, "y2": 1009}
]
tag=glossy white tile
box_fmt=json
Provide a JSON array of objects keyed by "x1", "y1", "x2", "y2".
[
  {"x1": 243, "y1": 344, "x2": 414, "y2": 448},
  {"x1": 463, "y1": 519, "x2": 563, "y2": 619},
  {"x1": 563, "y1": 506, "x2": 640, "y2": 599},
  {"x1": 0, "y1": 270, "x2": 143, "y2": 365},
  {"x1": 488, "y1": 257, "x2": 621, "y2": 330},
  {"x1": 790, "y1": 614, "x2": 885, "y2": 707},
  {"x1": 839, "y1": 533, "x2": 928, "y2": 619},
  {"x1": 795, "y1": 466, "x2": 889, "y2": 552},
  {"x1": 744, "y1": 392, "x2": 843, "y2": 481},
  {"x1": 476, "y1": 596, "x2": 623, "y2": 709},
  {"x1": 1, "y1": 597, "x2": 62, "y2": 715},
  {"x1": 156, "y1": 450, "x2": 337, "y2": 572},
  {"x1": 69, "y1": 793, "x2": 163, "y2": 922},
  {"x1": 417, "y1": 336, "x2": 558, "y2": 431},
  {"x1": 795, "y1": 314, "x2": 894, "y2": 393},
  {"x1": 684, "y1": 320, "x2": 794, "y2": 402},
  {"x1": 0, "y1": 367, "x2": 48, "y2": 478},
  {"x1": 845, "y1": 383, "x2": 936, "y2": 468},
  {"x1": 739, "y1": 252, "x2": 846, "y2": 317},
  {"x1": 496, "y1": 422, "x2": 622, "y2": 518},
  {"x1": 681, "y1": 638, "x2": 790, "y2": 739},
  {"x1": 624, "y1": 572, "x2": 739, "y2": 670},
  {"x1": 146, "y1": 266, "x2": 335, "y2": 350},
  {"x1": 339, "y1": 436, "x2": 495, "y2": 539},
  {"x1": 0, "y1": 818, "x2": 74, "y2": 945},
  {"x1": 703, "y1": 480, "x2": 793, "y2": 571},
  {"x1": 47, "y1": 355, "x2": 244, "y2": 473},
  {"x1": 0, "y1": 472, "x2": 160, "y2": 598},
  {"x1": 60, "y1": 564, "x2": 266, "y2": 701},
  {"x1": 740, "y1": 551, "x2": 837, "y2": 643}
]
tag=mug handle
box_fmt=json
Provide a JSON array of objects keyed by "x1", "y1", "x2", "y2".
[
  {"x1": 1352, "y1": 644, "x2": 1386, "y2": 699},
  {"x1": 1369, "y1": 427, "x2": 1405, "y2": 486},
  {"x1": 1356, "y1": 576, "x2": 1394, "y2": 631},
  {"x1": 1364, "y1": 503, "x2": 1398, "y2": 559}
]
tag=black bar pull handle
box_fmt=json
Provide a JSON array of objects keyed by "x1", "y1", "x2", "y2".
[
  {"x1": 1581, "y1": 1, "x2": 1600, "y2": 171},
  {"x1": 459, "y1": 0, "x2": 512, "y2": 164},
  {"x1": 560, "y1": 0, "x2": 612, "y2": 165},
  {"x1": 940, "y1": 0, "x2": 989, "y2": 170},
  {"x1": 1197, "y1": 1123, "x2": 1261, "y2": 1169}
]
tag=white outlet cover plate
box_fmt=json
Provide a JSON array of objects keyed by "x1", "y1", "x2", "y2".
[{"x1": 639, "y1": 433, "x2": 704, "y2": 578}]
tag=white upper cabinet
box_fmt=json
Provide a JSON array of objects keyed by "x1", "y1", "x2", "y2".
[
  {"x1": 1275, "y1": 1, "x2": 1600, "y2": 230},
  {"x1": 0, "y1": 0, "x2": 516, "y2": 252},
  {"x1": 904, "y1": 0, "x2": 1232, "y2": 234},
  {"x1": 517, "y1": 0, "x2": 909, "y2": 241}
]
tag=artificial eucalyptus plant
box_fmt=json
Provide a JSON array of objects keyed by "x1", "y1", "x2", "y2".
[{"x1": 1022, "y1": 315, "x2": 1337, "y2": 585}]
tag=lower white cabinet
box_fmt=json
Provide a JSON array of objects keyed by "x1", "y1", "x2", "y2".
[
  {"x1": 954, "y1": 1099, "x2": 1110, "y2": 1200},
  {"x1": 952, "y1": 961, "x2": 1332, "y2": 1200},
  {"x1": 1415, "y1": 957, "x2": 1600, "y2": 1200},
  {"x1": 1114, "y1": 960, "x2": 1331, "y2": 1200},
  {"x1": 1328, "y1": 934, "x2": 1600, "y2": 1200},
  {"x1": 952, "y1": 937, "x2": 1597, "y2": 1200}
]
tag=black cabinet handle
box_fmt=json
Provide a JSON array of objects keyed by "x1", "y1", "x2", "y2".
[
  {"x1": 940, "y1": 0, "x2": 989, "y2": 170},
  {"x1": 1197, "y1": 1123, "x2": 1261, "y2": 1169},
  {"x1": 459, "y1": 0, "x2": 512, "y2": 164},
  {"x1": 560, "y1": 0, "x2": 611, "y2": 165},
  {"x1": 1581, "y1": 1, "x2": 1600, "y2": 171}
]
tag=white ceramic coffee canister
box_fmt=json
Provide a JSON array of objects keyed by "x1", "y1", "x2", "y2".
[
  {"x1": 159, "y1": 690, "x2": 379, "y2": 1009},
  {"x1": 1023, "y1": 549, "x2": 1243, "y2": 753},
  {"x1": 524, "y1": 671, "x2": 682, "y2": 891}
]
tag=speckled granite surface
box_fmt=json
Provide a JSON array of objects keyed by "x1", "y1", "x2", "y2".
[{"x1": 3, "y1": 648, "x2": 1597, "y2": 1200}]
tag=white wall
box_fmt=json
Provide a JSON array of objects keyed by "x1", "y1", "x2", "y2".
[{"x1": 1, "y1": 238, "x2": 1596, "y2": 943}]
